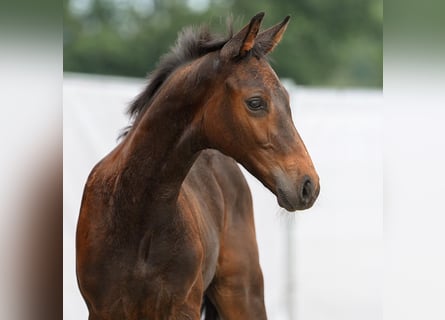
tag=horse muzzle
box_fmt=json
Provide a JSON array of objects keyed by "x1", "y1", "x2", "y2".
[{"x1": 275, "y1": 173, "x2": 320, "y2": 211}]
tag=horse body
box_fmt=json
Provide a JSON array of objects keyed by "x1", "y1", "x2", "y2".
[
  {"x1": 77, "y1": 13, "x2": 319, "y2": 320},
  {"x1": 78, "y1": 149, "x2": 262, "y2": 319}
]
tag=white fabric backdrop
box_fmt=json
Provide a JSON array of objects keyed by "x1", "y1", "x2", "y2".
[{"x1": 63, "y1": 73, "x2": 382, "y2": 320}]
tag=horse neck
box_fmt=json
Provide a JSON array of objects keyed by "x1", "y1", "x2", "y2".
[{"x1": 118, "y1": 61, "x2": 212, "y2": 208}]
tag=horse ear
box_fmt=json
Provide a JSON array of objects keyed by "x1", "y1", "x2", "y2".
[
  {"x1": 255, "y1": 16, "x2": 290, "y2": 55},
  {"x1": 220, "y1": 12, "x2": 264, "y2": 60}
]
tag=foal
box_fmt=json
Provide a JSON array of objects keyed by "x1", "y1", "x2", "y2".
[{"x1": 77, "y1": 12, "x2": 319, "y2": 320}]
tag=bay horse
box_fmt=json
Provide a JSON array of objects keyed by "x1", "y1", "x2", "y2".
[{"x1": 76, "y1": 12, "x2": 320, "y2": 320}]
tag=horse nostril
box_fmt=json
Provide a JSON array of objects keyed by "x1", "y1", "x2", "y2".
[{"x1": 301, "y1": 177, "x2": 313, "y2": 203}]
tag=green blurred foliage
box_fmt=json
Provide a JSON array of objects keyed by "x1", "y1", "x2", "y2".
[{"x1": 64, "y1": 0, "x2": 382, "y2": 87}]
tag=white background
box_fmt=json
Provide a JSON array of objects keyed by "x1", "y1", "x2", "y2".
[{"x1": 64, "y1": 73, "x2": 383, "y2": 319}]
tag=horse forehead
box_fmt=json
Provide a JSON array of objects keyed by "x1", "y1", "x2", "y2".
[{"x1": 233, "y1": 59, "x2": 283, "y2": 91}]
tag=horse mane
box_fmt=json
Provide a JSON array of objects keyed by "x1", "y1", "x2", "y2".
[{"x1": 122, "y1": 24, "x2": 233, "y2": 135}]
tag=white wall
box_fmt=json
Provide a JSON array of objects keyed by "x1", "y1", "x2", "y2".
[{"x1": 63, "y1": 73, "x2": 382, "y2": 320}]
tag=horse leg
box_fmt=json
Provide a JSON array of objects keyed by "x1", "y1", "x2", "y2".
[
  {"x1": 206, "y1": 222, "x2": 267, "y2": 319},
  {"x1": 167, "y1": 281, "x2": 204, "y2": 320},
  {"x1": 144, "y1": 258, "x2": 205, "y2": 320}
]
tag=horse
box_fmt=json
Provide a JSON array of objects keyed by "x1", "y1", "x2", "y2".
[{"x1": 76, "y1": 12, "x2": 320, "y2": 320}]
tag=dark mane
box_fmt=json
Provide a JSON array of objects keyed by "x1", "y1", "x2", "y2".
[{"x1": 127, "y1": 25, "x2": 232, "y2": 124}]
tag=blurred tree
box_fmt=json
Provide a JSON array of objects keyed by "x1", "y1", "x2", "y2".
[{"x1": 64, "y1": 0, "x2": 382, "y2": 87}]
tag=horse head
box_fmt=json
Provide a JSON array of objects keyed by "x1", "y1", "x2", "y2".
[{"x1": 201, "y1": 13, "x2": 320, "y2": 211}]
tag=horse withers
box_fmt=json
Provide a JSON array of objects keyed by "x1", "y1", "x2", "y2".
[{"x1": 76, "y1": 12, "x2": 319, "y2": 320}]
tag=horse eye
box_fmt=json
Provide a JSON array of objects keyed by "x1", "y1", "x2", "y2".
[{"x1": 246, "y1": 97, "x2": 266, "y2": 111}]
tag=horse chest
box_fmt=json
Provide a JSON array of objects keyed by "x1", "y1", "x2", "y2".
[{"x1": 137, "y1": 208, "x2": 219, "y2": 290}]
